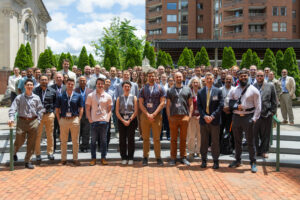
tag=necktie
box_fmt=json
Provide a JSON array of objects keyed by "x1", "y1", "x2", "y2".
[{"x1": 206, "y1": 89, "x2": 211, "y2": 114}]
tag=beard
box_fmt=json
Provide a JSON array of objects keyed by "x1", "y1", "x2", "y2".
[{"x1": 240, "y1": 79, "x2": 248, "y2": 87}]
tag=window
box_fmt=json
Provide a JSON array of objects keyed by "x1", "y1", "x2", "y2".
[
  {"x1": 272, "y1": 22, "x2": 278, "y2": 32},
  {"x1": 220, "y1": 13, "x2": 222, "y2": 23},
  {"x1": 182, "y1": 15, "x2": 188, "y2": 23},
  {"x1": 293, "y1": 10, "x2": 296, "y2": 18},
  {"x1": 197, "y1": 27, "x2": 204, "y2": 33},
  {"x1": 198, "y1": 15, "x2": 203, "y2": 21},
  {"x1": 181, "y1": 1, "x2": 188, "y2": 10},
  {"x1": 280, "y1": 22, "x2": 287, "y2": 32},
  {"x1": 24, "y1": 21, "x2": 32, "y2": 44},
  {"x1": 281, "y1": 7, "x2": 287, "y2": 16},
  {"x1": 167, "y1": 27, "x2": 177, "y2": 34},
  {"x1": 167, "y1": 3, "x2": 177, "y2": 10},
  {"x1": 215, "y1": 14, "x2": 219, "y2": 25},
  {"x1": 273, "y1": 7, "x2": 278, "y2": 16},
  {"x1": 167, "y1": 15, "x2": 177, "y2": 22},
  {"x1": 197, "y1": 3, "x2": 203, "y2": 10},
  {"x1": 293, "y1": 25, "x2": 296, "y2": 33},
  {"x1": 181, "y1": 25, "x2": 188, "y2": 35}
]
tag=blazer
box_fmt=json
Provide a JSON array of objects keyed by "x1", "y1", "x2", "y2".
[
  {"x1": 254, "y1": 82, "x2": 277, "y2": 118},
  {"x1": 197, "y1": 86, "x2": 224, "y2": 125},
  {"x1": 279, "y1": 76, "x2": 296, "y2": 99},
  {"x1": 50, "y1": 84, "x2": 66, "y2": 95}
]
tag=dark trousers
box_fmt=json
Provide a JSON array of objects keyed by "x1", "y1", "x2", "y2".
[
  {"x1": 53, "y1": 116, "x2": 60, "y2": 151},
  {"x1": 220, "y1": 111, "x2": 234, "y2": 148},
  {"x1": 254, "y1": 115, "x2": 272, "y2": 154},
  {"x1": 232, "y1": 114, "x2": 256, "y2": 163},
  {"x1": 160, "y1": 108, "x2": 170, "y2": 139},
  {"x1": 107, "y1": 118, "x2": 111, "y2": 149},
  {"x1": 118, "y1": 118, "x2": 137, "y2": 160},
  {"x1": 91, "y1": 122, "x2": 108, "y2": 159},
  {"x1": 80, "y1": 113, "x2": 90, "y2": 150},
  {"x1": 10, "y1": 92, "x2": 17, "y2": 105},
  {"x1": 200, "y1": 123, "x2": 220, "y2": 161}
]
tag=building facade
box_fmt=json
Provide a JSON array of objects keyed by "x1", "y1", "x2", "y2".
[
  {"x1": 146, "y1": 0, "x2": 300, "y2": 41},
  {"x1": 0, "y1": 0, "x2": 51, "y2": 71}
]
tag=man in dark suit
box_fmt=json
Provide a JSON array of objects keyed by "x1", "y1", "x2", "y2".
[
  {"x1": 75, "y1": 76, "x2": 93, "y2": 152},
  {"x1": 197, "y1": 72, "x2": 224, "y2": 169},
  {"x1": 50, "y1": 73, "x2": 66, "y2": 152},
  {"x1": 253, "y1": 70, "x2": 277, "y2": 158}
]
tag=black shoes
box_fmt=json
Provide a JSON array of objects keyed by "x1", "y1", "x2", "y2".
[
  {"x1": 142, "y1": 158, "x2": 148, "y2": 166},
  {"x1": 212, "y1": 161, "x2": 219, "y2": 169},
  {"x1": 13, "y1": 154, "x2": 18, "y2": 162},
  {"x1": 201, "y1": 160, "x2": 207, "y2": 168},
  {"x1": 48, "y1": 154, "x2": 55, "y2": 160},
  {"x1": 180, "y1": 158, "x2": 190, "y2": 166},
  {"x1": 169, "y1": 159, "x2": 176, "y2": 166},
  {"x1": 36, "y1": 155, "x2": 42, "y2": 162},
  {"x1": 157, "y1": 158, "x2": 164, "y2": 166},
  {"x1": 25, "y1": 162, "x2": 34, "y2": 169},
  {"x1": 228, "y1": 160, "x2": 241, "y2": 168}
]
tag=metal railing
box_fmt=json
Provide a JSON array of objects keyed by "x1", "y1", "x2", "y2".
[
  {"x1": 9, "y1": 126, "x2": 14, "y2": 171},
  {"x1": 271, "y1": 115, "x2": 281, "y2": 172}
]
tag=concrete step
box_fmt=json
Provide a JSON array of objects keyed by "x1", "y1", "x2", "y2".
[
  {"x1": 269, "y1": 140, "x2": 300, "y2": 155},
  {"x1": 272, "y1": 131, "x2": 300, "y2": 141}
]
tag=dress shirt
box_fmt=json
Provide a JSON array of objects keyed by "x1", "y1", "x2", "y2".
[
  {"x1": 281, "y1": 77, "x2": 289, "y2": 93},
  {"x1": 220, "y1": 86, "x2": 235, "y2": 107},
  {"x1": 33, "y1": 86, "x2": 57, "y2": 113},
  {"x1": 56, "y1": 91, "x2": 83, "y2": 117},
  {"x1": 109, "y1": 77, "x2": 120, "y2": 92},
  {"x1": 228, "y1": 84, "x2": 261, "y2": 121},
  {"x1": 59, "y1": 69, "x2": 76, "y2": 81},
  {"x1": 8, "y1": 75, "x2": 21, "y2": 93},
  {"x1": 9, "y1": 93, "x2": 45, "y2": 121}
]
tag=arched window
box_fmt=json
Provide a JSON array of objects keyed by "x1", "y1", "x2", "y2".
[{"x1": 24, "y1": 20, "x2": 32, "y2": 44}]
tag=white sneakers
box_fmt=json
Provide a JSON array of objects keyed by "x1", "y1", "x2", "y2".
[
  {"x1": 121, "y1": 160, "x2": 127, "y2": 165},
  {"x1": 122, "y1": 160, "x2": 134, "y2": 165},
  {"x1": 128, "y1": 160, "x2": 134, "y2": 165}
]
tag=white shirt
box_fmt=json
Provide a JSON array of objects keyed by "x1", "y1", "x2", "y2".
[
  {"x1": 59, "y1": 69, "x2": 76, "y2": 81},
  {"x1": 220, "y1": 85, "x2": 235, "y2": 107},
  {"x1": 8, "y1": 75, "x2": 21, "y2": 93}
]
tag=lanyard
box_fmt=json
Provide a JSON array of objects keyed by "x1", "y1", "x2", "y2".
[
  {"x1": 24, "y1": 94, "x2": 35, "y2": 113},
  {"x1": 67, "y1": 92, "x2": 73, "y2": 108},
  {"x1": 149, "y1": 85, "x2": 154, "y2": 95},
  {"x1": 56, "y1": 85, "x2": 62, "y2": 94},
  {"x1": 42, "y1": 89, "x2": 47, "y2": 104},
  {"x1": 95, "y1": 92, "x2": 103, "y2": 108},
  {"x1": 175, "y1": 87, "x2": 182, "y2": 96},
  {"x1": 123, "y1": 95, "x2": 131, "y2": 111},
  {"x1": 80, "y1": 88, "x2": 86, "y2": 97}
]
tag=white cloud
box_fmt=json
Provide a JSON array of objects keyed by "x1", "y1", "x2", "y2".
[
  {"x1": 43, "y1": 0, "x2": 76, "y2": 12},
  {"x1": 77, "y1": 0, "x2": 144, "y2": 13},
  {"x1": 47, "y1": 12, "x2": 71, "y2": 31}
]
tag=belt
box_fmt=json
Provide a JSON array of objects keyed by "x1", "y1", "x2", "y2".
[
  {"x1": 19, "y1": 116, "x2": 37, "y2": 121},
  {"x1": 62, "y1": 116, "x2": 77, "y2": 119},
  {"x1": 234, "y1": 113, "x2": 253, "y2": 117}
]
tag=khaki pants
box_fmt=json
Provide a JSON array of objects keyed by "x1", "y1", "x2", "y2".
[
  {"x1": 59, "y1": 117, "x2": 80, "y2": 161},
  {"x1": 169, "y1": 115, "x2": 189, "y2": 159},
  {"x1": 187, "y1": 116, "x2": 201, "y2": 154},
  {"x1": 141, "y1": 112, "x2": 162, "y2": 158},
  {"x1": 14, "y1": 118, "x2": 39, "y2": 162},
  {"x1": 35, "y1": 113, "x2": 55, "y2": 155},
  {"x1": 280, "y1": 93, "x2": 294, "y2": 122}
]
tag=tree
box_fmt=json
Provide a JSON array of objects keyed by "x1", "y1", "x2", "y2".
[
  {"x1": 252, "y1": 52, "x2": 261, "y2": 68},
  {"x1": 261, "y1": 48, "x2": 276, "y2": 73},
  {"x1": 166, "y1": 52, "x2": 174, "y2": 68},
  {"x1": 25, "y1": 42, "x2": 34, "y2": 67},
  {"x1": 221, "y1": 47, "x2": 237, "y2": 69},
  {"x1": 283, "y1": 47, "x2": 300, "y2": 96},
  {"x1": 240, "y1": 49, "x2": 253, "y2": 69},
  {"x1": 124, "y1": 47, "x2": 141, "y2": 69},
  {"x1": 156, "y1": 50, "x2": 168, "y2": 67},
  {"x1": 14, "y1": 44, "x2": 31, "y2": 70},
  {"x1": 110, "y1": 45, "x2": 120, "y2": 69},
  {"x1": 177, "y1": 47, "x2": 195, "y2": 68},
  {"x1": 89, "y1": 53, "x2": 96, "y2": 67},
  {"x1": 66, "y1": 52, "x2": 74, "y2": 68},
  {"x1": 276, "y1": 50, "x2": 284, "y2": 77},
  {"x1": 195, "y1": 47, "x2": 210, "y2": 67},
  {"x1": 143, "y1": 41, "x2": 156, "y2": 68},
  {"x1": 103, "y1": 45, "x2": 111, "y2": 70},
  {"x1": 37, "y1": 49, "x2": 52, "y2": 71},
  {"x1": 78, "y1": 46, "x2": 89, "y2": 71},
  {"x1": 58, "y1": 53, "x2": 67, "y2": 71}
]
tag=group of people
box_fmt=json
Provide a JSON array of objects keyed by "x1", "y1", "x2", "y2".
[{"x1": 7, "y1": 59, "x2": 296, "y2": 173}]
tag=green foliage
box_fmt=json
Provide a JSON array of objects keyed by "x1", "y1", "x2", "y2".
[
  {"x1": 58, "y1": 53, "x2": 67, "y2": 71},
  {"x1": 195, "y1": 47, "x2": 210, "y2": 67},
  {"x1": 14, "y1": 44, "x2": 31, "y2": 70},
  {"x1": 78, "y1": 46, "x2": 89, "y2": 71},
  {"x1": 37, "y1": 49, "x2": 52, "y2": 71},
  {"x1": 283, "y1": 47, "x2": 300, "y2": 96},
  {"x1": 66, "y1": 52, "x2": 74, "y2": 67},
  {"x1": 276, "y1": 50, "x2": 284, "y2": 76},
  {"x1": 156, "y1": 50, "x2": 173, "y2": 68},
  {"x1": 124, "y1": 47, "x2": 141, "y2": 69},
  {"x1": 72, "y1": 55, "x2": 79, "y2": 65},
  {"x1": 177, "y1": 47, "x2": 195, "y2": 68},
  {"x1": 221, "y1": 47, "x2": 237, "y2": 69},
  {"x1": 89, "y1": 53, "x2": 96, "y2": 67},
  {"x1": 166, "y1": 52, "x2": 174, "y2": 68},
  {"x1": 252, "y1": 52, "x2": 261, "y2": 68},
  {"x1": 261, "y1": 48, "x2": 277, "y2": 73},
  {"x1": 143, "y1": 41, "x2": 156, "y2": 67},
  {"x1": 25, "y1": 42, "x2": 34, "y2": 67},
  {"x1": 240, "y1": 49, "x2": 253, "y2": 69}
]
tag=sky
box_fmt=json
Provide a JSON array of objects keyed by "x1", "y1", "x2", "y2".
[{"x1": 43, "y1": 0, "x2": 145, "y2": 56}]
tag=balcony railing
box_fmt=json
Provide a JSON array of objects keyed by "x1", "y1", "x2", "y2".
[
  {"x1": 224, "y1": 0, "x2": 243, "y2": 7},
  {"x1": 249, "y1": 29, "x2": 266, "y2": 34},
  {"x1": 249, "y1": 13, "x2": 266, "y2": 19},
  {"x1": 249, "y1": 0, "x2": 266, "y2": 3},
  {"x1": 224, "y1": 30, "x2": 243, "y2": 36},
  {"x1": 224, "y1": 14, "x2": 243, "y2": 21}
]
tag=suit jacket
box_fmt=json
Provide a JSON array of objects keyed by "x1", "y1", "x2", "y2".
[
  {"x1": 197, "y1": 86, "x2": 224, "y2": 125},
  {"x1": 50, "y1": 84, "x2": 66, "y2": 95},
  {"x1": 254, "y1": 82, "x2": 277, "y2": 118},
  {"x1": 279, "y1": 76, "x2": 296, "y2": 99},
  {"x1": 213, "y1": 79, "x2": 224, "y2": 88}
]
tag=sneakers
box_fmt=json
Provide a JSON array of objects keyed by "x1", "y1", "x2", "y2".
[
  {"x1": 36, "y1": 155, "x2": 42, "y2": 162},
  {"x1": 101, "y1": 158, "x2": 108, "y2": 165},
  {"x1": 180, "y1": 158, "x2": 190, "y2": 166},
  {"x1": 157, "y1": 158, "x2": 164, "y2": 166},
  {"x1": 90, "y1": 159, "x2": 96, "y2": 166},
  {"x1": 228, "y1": 160, "x2": 241, "y2": 168},
  {"x1": 169, "y1": 159, "x2": 176, "y2": 166},
  {"x1": 48, "y1": 154, "x2": 55, "y2": 160},
  {"x1": 128, "y1": 160, "x2": 134, "y2": 165},
  {"x1": 251, "y1": 163, "x2": 257, "y2": 173},
  {"x1": 262, "y1": 153, "x2": 269, "y2": 158},
  {"x1": 121, "y1": 160, "x2": 127, "y2": 165},
  {"x1": 188, "y1": 153, "x2": 194, "y2": 161},
  {"x1": 290, "y1": 121, "x2": 294, "y2": 125},
  {"x1": 13, "y1": 154, "x2": 18, "y2": 162},
  {"x1": 201, "y1": 160, "x2": 207, "y2": 168},
  {"x1": 25, "y1": 162, "x2": 34, "y2": 169},
  {"x1": 142, "y1": 158, "x2": 148, "y2": 166},
  {"x1": 212, "y1": 161, "x2": 219, "y2": 169}
]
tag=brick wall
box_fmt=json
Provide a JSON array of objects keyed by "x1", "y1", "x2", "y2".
[{"x1": 0, "y1": 70, "x2": 11, "y2": 94}]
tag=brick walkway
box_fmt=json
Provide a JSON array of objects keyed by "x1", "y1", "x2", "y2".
[{"x1": 0, "y1": 162, "x2": 300, "y2": 200}]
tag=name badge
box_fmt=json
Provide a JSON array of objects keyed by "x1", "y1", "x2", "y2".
[
  {"x1": 147, "y1": 103, "x2": 153, "y2": 108},
  {"x1": 194, "y1": 110, "x2": 199, "y2": 114},
  {"x1": 66, "y1": 112, "x2": 72, "y2": 117},
  {"x1": 123, "y1": 115, "x2": 129, "y2": 120},
  {"x1": 213, "y1": 96, "x2": 218, "y2": 101},
  {"x1": 176, "y1": 103, "x2": 181, "y2": 108},
  {"x1": 96, "y1": 109, "x2": 102, "y2": 115}
]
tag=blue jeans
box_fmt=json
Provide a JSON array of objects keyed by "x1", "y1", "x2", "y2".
[{"x1": 91, "y1": 121, "x2": 108, "y2": 159}]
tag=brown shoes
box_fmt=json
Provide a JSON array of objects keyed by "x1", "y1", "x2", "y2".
[
  {"x1": 59, "y1": 160, "x2": 67, "y2": 165},
  {"x1": 290, "y1": 122, "x2": 294, "y2": 125},
  {"x1": 73, "y1": 160, "x2": 81, "y2": 166},
  {"x1": 101, "y1": 158, "x2": 108, "y2": 165},
  {"x1": 282, "y1": 120, "x2": 288, "y2": 124},
  {"x1": 90, "y1": 159, "x2": 96, "y2": 166}
]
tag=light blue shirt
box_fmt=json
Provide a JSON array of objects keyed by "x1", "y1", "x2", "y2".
[{"x1": 281, "y1": 77, "x2": 289, "y2": 93}]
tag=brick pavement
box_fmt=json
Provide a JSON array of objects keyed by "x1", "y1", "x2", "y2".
[{"x1": 0, "y1": 161, "x2": 300, "y2": 200}]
